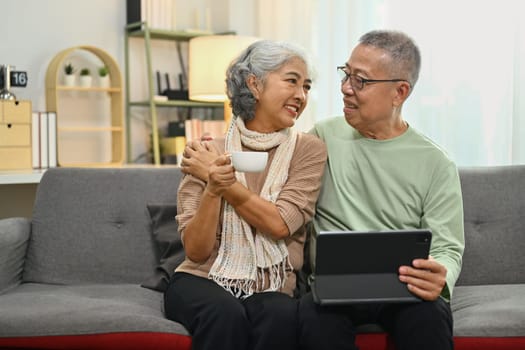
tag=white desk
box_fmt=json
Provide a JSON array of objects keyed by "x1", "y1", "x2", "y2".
[
  {"x1": 0, "y1": 169, "x2": 46, "y2": 185},
  {"x1": 0, "y1": 170, "x2": 46, "y2": 219}
]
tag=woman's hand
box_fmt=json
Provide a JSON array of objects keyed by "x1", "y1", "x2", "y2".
[
  {"x1": 180, "y1": 140, "x2": 220, "y2": 182},
  {"x1": 182, "y1": 154, "x2": 235, "y2": 262},
  {"x1": 398, "y1": 256, "x2": 447, "y2": 301},
  {"x1": 206, "y1": 154, "x2": 236, "y2": 197}
]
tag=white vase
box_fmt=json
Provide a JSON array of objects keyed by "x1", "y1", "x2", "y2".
[
  {"x1": 98, "y1": 76, "x2": 110, "y2": 88},
  {"x1": 64, "y1": 74, "x2": 75, "y2": 86},
  {"x1": 79, "y1": 76, "x2": 92, "y2": 88}
]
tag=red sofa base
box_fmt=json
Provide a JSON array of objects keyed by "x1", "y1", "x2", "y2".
[
  {"x1": 355, "y1": 334, "x2": 525, "y2": 350},
  {"x1": 0, "y1": 332, "x2": 191, "y2": 350},
  {"x1": 2, "y1": 333, "x2": 524, "y2": 350},
  {"x1": 454, "y1": 337, "x2": 525, "y2": 350}
]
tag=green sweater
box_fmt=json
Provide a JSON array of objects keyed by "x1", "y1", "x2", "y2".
[{"x1": 310, "y1": 117, "x2": 465, "y2": 300}]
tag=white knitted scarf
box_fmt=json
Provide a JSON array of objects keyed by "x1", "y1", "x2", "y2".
[{"x1": 208, "y1": 116, "x2": 298, "y2": 298}]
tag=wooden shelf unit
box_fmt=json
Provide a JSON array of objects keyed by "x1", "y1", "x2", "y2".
[
  {"x1": 124, "y1": 22, "x2": 223, "y2": 165},
  {"x1": 45, "y1": 46, "x2": 124, "y2": 167}
]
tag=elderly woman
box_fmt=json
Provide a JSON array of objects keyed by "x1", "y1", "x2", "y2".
[{"x1": 163, "y1": 40, "x2": 326, "y2": 350}]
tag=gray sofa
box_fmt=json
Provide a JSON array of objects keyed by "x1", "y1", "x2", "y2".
[
  {"x1": 450, "y1": 165, "x2": 525, "y2": 349},
  {"x1": 0, "y1": 165, "x2": 524, "y2": 350}
]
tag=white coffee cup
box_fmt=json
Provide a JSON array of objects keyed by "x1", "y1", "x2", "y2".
[{"x1": 230, "y1": 151, "x2": 268, "y2": 172}]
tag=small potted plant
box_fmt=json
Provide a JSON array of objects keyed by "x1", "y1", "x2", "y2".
[
  {"x1": 98, "y1": 66, "x2": 110, "y2": 88},
  {"x1": 79, "y1": 68, "x2": 92, "y2": 88},
  {"x1": 63, "y1": 62, "x2": 76, "y2": 86}
]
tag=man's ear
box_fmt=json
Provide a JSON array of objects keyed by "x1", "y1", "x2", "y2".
[
  {"x1": 393, "y1": 81, "x2": 411, "y2": 107},
  {"x1": 246, "y1": 74, "x2": 260, "y2": 100}
]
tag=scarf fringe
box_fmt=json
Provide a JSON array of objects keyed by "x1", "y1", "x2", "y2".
[
  {"x1": 210, "y1": 257, "x2": 293, "y2": 299},
  {"x1": 209, "y1": 274, "x2": 256, "y2": 298}
]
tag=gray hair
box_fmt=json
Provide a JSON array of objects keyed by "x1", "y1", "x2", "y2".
[
  {"x1": 359, "y1": 30, "x2": 421, "y2": 88},
  {"x1": 226, "y1": 40, "x2": 312, "y2": 121}
]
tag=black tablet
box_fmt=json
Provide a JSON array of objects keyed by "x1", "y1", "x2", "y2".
[{"x1": 312, "y1": 229, "x2": 432, "y2": 305}]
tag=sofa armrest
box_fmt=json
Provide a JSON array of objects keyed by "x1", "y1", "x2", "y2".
[{"x1": 0, "y1": 217, "x2": 31, "y2": 294}]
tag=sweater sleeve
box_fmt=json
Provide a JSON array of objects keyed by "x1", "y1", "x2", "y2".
[
  {"x1": 176, "y1": 174, "x2": 207, "y2": 243},
  {"x1": 422, "y1": 160, "x2": 465, "y2": 300},
  {"x1": 275, "y1": 133, "x2": 327, "y2": 236}
]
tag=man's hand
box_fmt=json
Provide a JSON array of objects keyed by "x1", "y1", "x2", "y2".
[
  {"x1": 398, "y1": 256, "x2": 447, "y2": 301},
  {"x1": 181, "y1": 140, "x2": 220, "y2": 182},
  {"x1": 206, "y1": 155, "x2": 236, "y2": 197}
]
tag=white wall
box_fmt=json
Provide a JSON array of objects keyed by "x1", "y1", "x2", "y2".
[
  {"x1": 2, "y1": 0, "x2": 127, "y2": 110},
  {"x1": 1, "y1": 0, "x2": 258, "y2": 163}
]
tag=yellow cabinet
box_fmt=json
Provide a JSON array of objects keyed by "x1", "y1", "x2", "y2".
[
  {"x1": 45, "y1": 46, "x2": 124, "y2": 167},
  {"x1": 0, "y1": 100, "x2": 32, "y2": 170}
]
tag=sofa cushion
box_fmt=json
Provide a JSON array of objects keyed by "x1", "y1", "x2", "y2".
[
  {"x1": 0, "y1": 283, "x2": 189, "y2": 337},
  {"x1": 452, "y1": 284, "x2": 525, "y2": 337},
  {"x1": 458, "y1": 165, "x2": 525, "y2": 286},
  {"x1": 23, "y1": 167, "x2": 183, "y2": 285},
  {"x1": 141, "y1": 204, "x2": 185, "y2": 292},
  {"x1": 0, "y1": 218, "x2": 31, "y2": 294}
]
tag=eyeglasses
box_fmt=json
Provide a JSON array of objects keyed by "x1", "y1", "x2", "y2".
[{"x1": 336, "y1": 66, "x2": 410, "y2": 91}]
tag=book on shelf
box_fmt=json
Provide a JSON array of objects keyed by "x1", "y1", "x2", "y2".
[
  {"x1": 126, "y1": 0, "x2": 176, "y2": 30},
  {"x1": 48, "y1": 112, "x2": 57, "y2": 168},
  {"x1": 201, "y1": 120, "x2": 225, "y2": 139},
  {"x1": 32, "y1": 111, "x2": 57, "y2": 169},
  {"x1": 162, "y1": 119, "x2": 224, "y2": 165},
  {"x1": 184, "y1": 119, "x2": 225, "y2": 142}
]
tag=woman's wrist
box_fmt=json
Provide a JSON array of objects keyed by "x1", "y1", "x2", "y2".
[
  {"x1": 203, "y1": 186, "x2": 222, "y2": 199},
  {"x1": 223, "y1": 182, "x2": 252, "y2": 207}
]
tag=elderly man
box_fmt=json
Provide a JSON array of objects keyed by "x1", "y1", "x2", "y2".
[{"x1": 298, "y1": 29, "x2": 464, "y2": 350}]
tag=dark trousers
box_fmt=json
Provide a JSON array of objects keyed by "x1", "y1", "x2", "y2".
[
  {"x1": 298, "y1": 291, "x2": 454, "y2": 350},
  {"x1": 164, "y1": 272, "x2": 299, "y2": 350}
]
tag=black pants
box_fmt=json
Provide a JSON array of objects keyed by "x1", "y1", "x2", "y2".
[
  {"x1": 164, "y1": 272, "x2": 299, "y2": 350},
  {"x1": 298, "y1": 291, "x2": 453, "y2": 350}
]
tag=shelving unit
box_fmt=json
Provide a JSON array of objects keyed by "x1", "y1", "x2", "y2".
[
  {"x1": 124, "y1": 21, "x2": 223, "y2": 165},
  {"x1": 45, "y1": 46, "x2": 124, "y2": 167}
]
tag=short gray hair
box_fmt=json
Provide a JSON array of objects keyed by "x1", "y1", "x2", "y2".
[
  {"x1": 359, "y1": 30, "x2": 421, "y2": 88},
  {"x1": 226, "y1": 40, "x2": 312, "y2": 121}
]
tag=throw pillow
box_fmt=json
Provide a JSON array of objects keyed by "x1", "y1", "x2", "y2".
[
  {"x1": 141, "y1": 204, "x2": 185, "y2": 292},
  {"x1": 0, "y1": 218, "x2": 31, "y2": 294}
]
